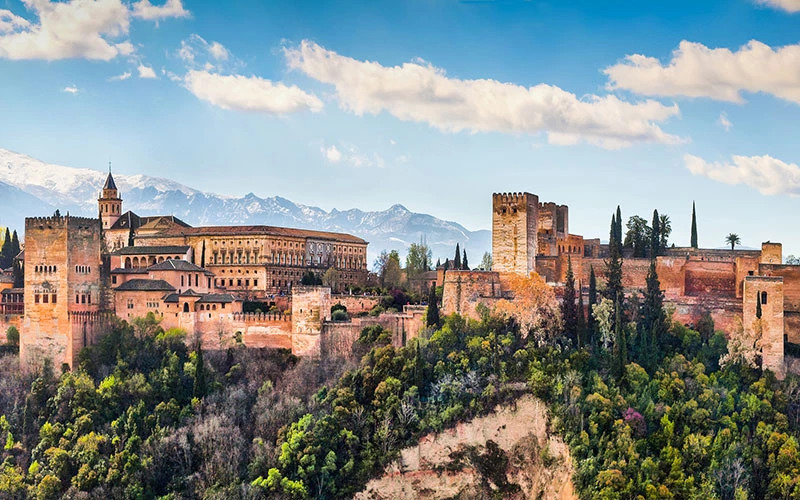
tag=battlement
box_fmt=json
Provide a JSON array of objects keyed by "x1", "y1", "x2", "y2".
[
  {"x1": 492, "y1": 192, "x2": 536, "y2": 211},
  {"x1": 232, "y1": 312, "x2": 289, "y2": 322},
  {"x1": 26, "y1": 215, "x2": 100, "y2": 231},
  {"x1": 68, "y1": 311, "x2": 114, "y2": 323}
]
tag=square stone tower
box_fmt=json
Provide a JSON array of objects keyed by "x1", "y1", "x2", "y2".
[
  {"x1": 291, "y1": 286, "x2": 331, "y2": 357},
  {"x1": 492, "y1": 192, "x2": 539, "y2": 275},
  {"x1": 743, "y1": 275, "x2": 785, "y2": 379},
  {"x1": 21, "y1": 215, "x2": 104, "y2": 372}
]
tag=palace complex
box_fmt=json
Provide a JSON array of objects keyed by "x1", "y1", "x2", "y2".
[{"x1": 4, "y1": 181, "x2": 798, "y2": 380}]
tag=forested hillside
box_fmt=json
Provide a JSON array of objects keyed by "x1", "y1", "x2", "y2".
[{"x1": 0, "y1": 275, "x2": 798, "y2": 498}]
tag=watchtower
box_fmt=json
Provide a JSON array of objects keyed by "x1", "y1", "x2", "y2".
[{"x1": 492, "y1": 192, "x2": 539, "y2": 275}]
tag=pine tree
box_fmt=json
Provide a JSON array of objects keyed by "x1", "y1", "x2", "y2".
[
  {"x1": 562, "y1": 257, "x2": 578, "y2": 346},
  {"x1": 651, "y1": 209, "x2": 660, "y2": 257},
  {"x1": 193, "y1": 342, "x2": 207, "y2": 399},
  {"x1": 462, "y1": 249, "x2": 469, "y2": 270},
  {"x1": 588, "y1": 266, "x2": 598, "y2": 348},
  {"x1": 454, "y1": 243, "x2": 461, "y2": 270},
  {"x1": 426, "y1": 284, "x2": 440, "y2": 327},
  {"x1": 691, "y1": 201, "x2": 698, "y2": 248}
]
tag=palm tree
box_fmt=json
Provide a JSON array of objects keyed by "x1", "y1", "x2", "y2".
[{"x1": 725, "y1": 233, "x2": 741, "y2": 251}]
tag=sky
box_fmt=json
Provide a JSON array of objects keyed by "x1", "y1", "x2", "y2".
[{"x1": 1, "y1": 0, "x2": 800, "y2": 257}]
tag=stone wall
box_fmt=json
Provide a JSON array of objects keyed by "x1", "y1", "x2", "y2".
[
  {"x1": 330, "y1": 294, "x2": 383, "y2": 315},
  {"x1": 492, "y1": 193, "x2": 538, "y2": 276},
  {"x1": 744, "y1": 276, "x2": 785, "y2": 379},
  {"x1": 291, "y1": 286, "x2": 331, "y2": 357},
  {"x1": 442, "y1": 270, "x2": 503, "y2": 320},
  {"x1": 321, "y1": 305, "x2": 427, "y2": 358}
]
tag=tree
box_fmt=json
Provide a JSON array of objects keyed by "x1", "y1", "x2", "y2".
[
  {"x1": 5, "y1": 326, "x2": 18, "y2": 346},
  {"x1": 562, "y1": 257, "x2": 578, "y2": 346},
  {"x1": 380, "y1": 251, "x2": 403, "y2": 288},
  {"x1": 426, "y1": 284, "x2": 440, "y2": 327},
  {"x1": 200, "y1": 241, "x2": 206, "y2": 268},
  {"x1": 454, "y1": 243, "x2": 462, "y2": 270},
  {"x1": 615, "y1": 206, "x2": 623, "y2": 253},
  {"x1": 650, "y1": 209, "x2": 661, "y2": 257},
  {"x1": 406, "y1": 240, "x2": 432, "y2": 279},
  {"x1": 479, "y1": 252, "x2": 493, "y2": 271},
  {"x1": 613, "y1": 293, "x2": 627, "y2": 378},
  {"x1": 0, "y1": 229, "x2": 10, "y2": 269},
  {"x1": 691, "y1": 202, "x2": 698, "y2": 248},
  {"x1": 435, "y1": 258, "x2": 441, "y2": 269},
  {"x1": 624, "y1": 215, "x2": 651, "y2": 257},
  {"x1": 659, "y1": 214, "x2": 672, "y2": 251},
  {"x1": 462, "y1": 249, "x2": 468, "y2": 270},
  {"x1": 639, "y1": 259, "x2": 666, "y2": 369},
  {"x1": 193, "y1": 342, "x2": 207, "y2": 399},
  {"x1": 756, "y1": 290, "x2": 762, "y2": 319},
  {"x1": 576, "y1": 287, "x2": 586, "y2": 348},
  {"x1": 725, "y1": 233, "x2": 741, "y2": 251},
  {"x1": 323, "y1": 267, "x2": 341, "y2": 291},
  {"x1": 588, "y1": 266, "x2": 598, "y2": 347}
]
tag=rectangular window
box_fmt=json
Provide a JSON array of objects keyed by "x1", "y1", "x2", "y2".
[
  {"x1": 112, "y1": 276, "x2": 117, "y2": 284},
  {"x1": 87, "y1": 294, "x2": 91, "y2": 304},
  {"x1": 43, "y1": 294, "x2": 48, "y2": 304},
  {"x1": 35, "y1": 294, "x2": 40, "y2": 304},
  {"x1": 76, "y1": 294, "x2": 79, "y2": 304},
  {"x1": 52, "y1": 294, "x2": 57, "y2": 304},
  {"x1": 237, "y1": 279, "x2": 242, "y2": 287},
  {"x1": 254, "y1": 279, "x2": 258, "y2": 287},
  {"x1": 81, "y1": 295, "x2": 86, "y2": 304},
  {"x1": 221, "y1": 303, "x2": 225, "y2": 309}
]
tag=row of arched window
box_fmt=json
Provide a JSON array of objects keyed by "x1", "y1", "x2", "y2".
[
  {"x1": 34, "y1": 293, "x2": 56, "y2": 304},
  {"x1": 34, "y1": 265, "x2": 56, "y2": 273},
  {"x1": 75, "y1": 265, "x2": 91, "y2": 273}
]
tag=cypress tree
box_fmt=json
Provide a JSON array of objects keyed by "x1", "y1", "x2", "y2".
[
  {"x1": 609, "y1": 213, "x2": 616, "y2": 248},
  {"x1": 435, "y1": 258, "x2": 441, "y2": 269},
  {"x1": 200, "y1": 241, "x2": 206, "y2": 268},
  {"x1": 426, "y1": 284, "x2": 440, "y2": 327},
  {"x1": 454, "y1": 243, "x2": 461, "y2": 270},
  {"x1": 605, "y1": 234, "x2": 623, "y2": 304},
  {"x1": 588, "y1": 266, "x2": 598, "y2": 347},
  {"x1": 615, "y1": 206, "x2": 623, "y2": 253},
  {"x1": 414, "y1": 340, "x2": 424, "y2": 390},
  {"x1": 562, "y1": 257, "x2": 578, "y2": 346},
  {"x1": 0, "y1": 229, "x2": 11, "y2": 269},
  {"x1": 756, "y1": 291, "x2": 762, "y2": 319},
  {"x1": 443, "y1": 259, "x2": 450, "y2": 271},
  {"x1": 462, "y1": 249, "x2": 468, "y2": 270},
  {"x1": 651, "y1": 209, "x2": 660, "y2": 257},
  {"x1": 10, "y1": 231, "x2": 20, "y2": 260},
  {"x1": 641, "y1": 259, "x2": 665, "y2": 368},
  {"x1": 614, "y1": 293, "x2": 627, "y2": 378},
  {"x1": 577, "y1": 287, "x2": 586, "y2": 349},
  {"x1": 13, "y1": 260, "x2": 23, "y2": 288},
  {"x1": 193, "y1": 342, "x2": 207, "y2": 399},
  {"x1": 691, "y1": 202, "x2": 698, "y2": 248}
]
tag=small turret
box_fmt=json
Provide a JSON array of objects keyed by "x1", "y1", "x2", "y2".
[{"x1": 98, "y1": 162, "x2": 122, "y2": 230}]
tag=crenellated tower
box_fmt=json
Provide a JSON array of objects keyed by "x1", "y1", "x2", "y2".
[
  {"x1": 492, "y1": 192, "x2": 539, "y2": 276},
  {"x1": 98, "y1": 165, "x2": 122, "y2": 230}
]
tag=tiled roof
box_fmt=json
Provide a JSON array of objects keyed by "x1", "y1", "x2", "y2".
[
  {"x1": 115, "y1": 279, "x2": 176, "y2": 292},
  {"x1": 0, "y1": 288, "x2": 22, "y2": 294},
  {"x1": 110, "y1": 268, "x2": 148, "y2": 274},
  {"x1": 144, "y1": 224, "x2": 367, "y2": 244},
  {"x1": 197, "y1": 293, "x2": 238, "y2": 303},
  {"x1": 103, "y1": 172, "x2": 117, "y2": 190},
  {"x1": 109, "y1": 213, "x2": 190, "y2": 231},
  {"x1": 111, "y1": 245, "x2": 190, "y2": 256},
  {"x1": 147, "y1": 259, "x2": 212, "y2": 274},
  {"x1": 163, "y1": 292, "x2": 238, "y2": 303}
]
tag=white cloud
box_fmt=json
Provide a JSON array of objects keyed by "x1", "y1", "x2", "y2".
[
  {"x1": 718, "y1": 112, "x2": 732, "y2": 131},
  {"x1": 137, "y1": 63, "x2": 157, "y2": 78},
  {"x1": 208, "y1": 41, "x2": 228, "y2": 61},
  {"x1": 0, "y1": 10, "x2": 30, "y2": 34},
  {"x1": 130, "y1": 0, "x2": 189, "y2": 21},
  {"x1": 108, "y1": 71, "x2": 132, "y2": 81},
  {"x1": 63, "y1": 85, "x2": 79, "y2": 94},
  {"x1": 755, "y1": 0, "x2": 800, "y2": 12},
  {"x1": 605, "y1": 39, "x2": 800, "y2": 104},
  {"x1": 184, "y1": 70, "x2": 323, "y2": 114},
  {"x1": 178, "y1": 34, "x2": 231, "y2": 71},
  {"x1": 685, "y1": 153, "x2": 800, "y2": 196},
  {"x1": 320, "y1": 142, "x2": 386, "y2": 168},
  {"x1": 284, "y1": 40, "x2": 682, "y2": 149},
  {"x1": 322, "y1": 145, "x2": 342, "y2": 163},
  {"x1": 0, "y1": 0, "x2": 132, "y2": 61}
]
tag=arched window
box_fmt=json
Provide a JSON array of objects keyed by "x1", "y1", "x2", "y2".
[
  {"x1": 183, "y1": 303, "x2": 189, "y2": 313},
  {"x1": 125, "y1": 257, "x2": 131, "y2": 268},
  {"x1": 762, "y1": 291, "x2": 768, "y2": 305}
]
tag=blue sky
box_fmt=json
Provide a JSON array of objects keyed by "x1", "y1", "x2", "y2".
[{"x1": 1, "y1": 0, "x2": 800, "y2": 256}]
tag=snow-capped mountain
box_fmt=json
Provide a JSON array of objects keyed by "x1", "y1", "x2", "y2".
[{"x1": 0, "y1": 148, "x2": 490, "y2": 264}]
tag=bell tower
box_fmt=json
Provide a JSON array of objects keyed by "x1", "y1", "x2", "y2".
[{"x1": 98, "y1": 162, "x2": 122, "y2": 230}]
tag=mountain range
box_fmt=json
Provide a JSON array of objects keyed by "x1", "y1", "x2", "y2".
[{"x1": 0, "y1": 148, "x2": 490, "y2": 266}]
